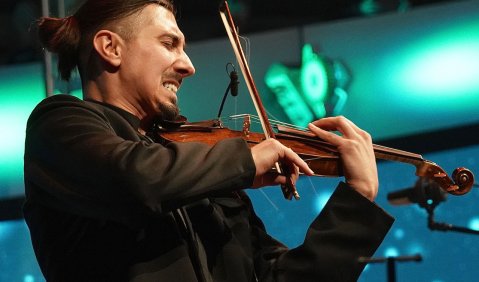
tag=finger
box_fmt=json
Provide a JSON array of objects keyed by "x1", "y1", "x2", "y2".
[
  {"x1": 282, "y1": 147, "x2": 314, "y2": 176},
  {"x1": 279, "y1": 162, "x2": 299, "y2": 186},
  {"x1": 292, "y1": 163, "x2": 300, "y2": 183},
  {"x1": 252, "y1": 172, "x2": 294, "y2": 188},
  {"x1": 310, "y1": 116, "x2": 358, "y2": 138},
  {"x1": 308, "y1": 123, "x2": 344, "y2": 146}
]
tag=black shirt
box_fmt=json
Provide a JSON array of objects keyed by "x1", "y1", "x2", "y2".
[{"x1": 24, "y1": 94, "x2": 394, "y2": 281}]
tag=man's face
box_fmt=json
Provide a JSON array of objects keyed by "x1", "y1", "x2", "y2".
[{"x1": 119, "y1": 4, "x2": 195, "y2": 121}]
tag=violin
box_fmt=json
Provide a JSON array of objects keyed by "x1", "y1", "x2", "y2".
[
  {"x1": 152, "y1": 114, "x2": 475, "y2": 199},
  {"x1": 153, "y1": 0, "x2": 474, "y2": 200}
]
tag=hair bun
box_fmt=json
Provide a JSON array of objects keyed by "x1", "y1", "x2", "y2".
[{"x1": 37, "y1": 16, "x2": 80, "y2": 80}]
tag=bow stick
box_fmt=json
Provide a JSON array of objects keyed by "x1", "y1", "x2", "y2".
[{"x1": 219, "y1": 1, "x2": 300, "y2": 200}]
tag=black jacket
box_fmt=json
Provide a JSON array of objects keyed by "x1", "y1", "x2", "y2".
[{"x1": 23, "y1": 94, "x2": 394, "y2": 281}]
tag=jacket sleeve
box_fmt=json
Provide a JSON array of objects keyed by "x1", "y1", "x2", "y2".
[
  {"x1": 251, "y1": 182, "x2": 394, "y2": 282},
  {"x1": 24, "y1": 95, "x2": 256, "y2": 220}
]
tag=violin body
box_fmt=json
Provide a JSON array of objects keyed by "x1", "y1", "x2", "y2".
[{"x1": 154, "y1": 118, "x2": 343, "y2": 177}]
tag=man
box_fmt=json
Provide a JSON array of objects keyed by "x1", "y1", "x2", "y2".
[{"x1": 24, "y1": 0, "x2": 394, "y2": 281}]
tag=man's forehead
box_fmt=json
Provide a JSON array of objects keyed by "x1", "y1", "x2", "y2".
[{"x1": 140, "y1": 4, "x2": 183, "y2": 37}]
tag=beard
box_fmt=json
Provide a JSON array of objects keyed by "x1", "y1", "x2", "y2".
[{"x1": 157, "y1": 100, "x2": 180, "y2": 122}]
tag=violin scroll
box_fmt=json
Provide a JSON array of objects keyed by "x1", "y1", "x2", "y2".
[
  {"x1": 451, "y1": 167, "x2": 475, "y2": 195},
  {"x1": 416, "y1": 161, "x2": 474, "y2": 196}
]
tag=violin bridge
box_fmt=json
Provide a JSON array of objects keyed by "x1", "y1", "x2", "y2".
[{"x1": 242, "y1": 115, "x2": 251, "y2": 137}]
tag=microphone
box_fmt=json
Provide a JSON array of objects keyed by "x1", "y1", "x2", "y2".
[
  {"x1": 229, "y1": 69, "x2": 239, "y2": 97},
  {"x1": 387, "y1": 178, "x2": 447, "y2": 206},
  {"x1": 217, "y1": 63, "x2": 239, "y2": 119}
]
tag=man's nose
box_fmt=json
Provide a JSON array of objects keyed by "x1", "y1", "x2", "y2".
[{"x1": 176, "y1": 52, "x2": 196, "y2": 77}]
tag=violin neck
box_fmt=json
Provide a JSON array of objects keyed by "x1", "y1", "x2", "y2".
[
  {"x1": 373, "y1": 144, "x2": 425, "y2": 165},
  {"x1": 276, "y1": 123, "x2": 425, "y2": 165}
]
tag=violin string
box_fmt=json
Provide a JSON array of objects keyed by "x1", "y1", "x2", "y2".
[
  {"x1": 302, "y1": 156, "x2": 324, "y2": 162},
  {"x1": 263, "y1": 108, "x2": 307, "y2": 131},
  {"x1": 269, "y1": 118, "x2": 308, "y2": 131},
  {"x1": 265, "y1": 108, "x2": 281, "y2": 126},
  {"x1": 228, "y1": 114, "x2": 307, "y2": 131}
]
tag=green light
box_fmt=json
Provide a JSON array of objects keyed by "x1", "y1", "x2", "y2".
[
  {"x1": 359, "y1": 0, "x2": 381, "y2": 15},
  {"x1": 0, "y1": 63, "x2": 45, "y2": 197},
  {"x1": 265, "y1": 44, "x2": 350, "y2": 127},
  {"x1": 388, "y1": 18, "x2": 479, "y2": 105},
  {"x1": 265, "y1": 64, "x2": 314, "y2": 127},
  {"x1": 69, "y1": 88, "x2": 83, "y2": 98},
  {"x1": 300, "y1": 44, "x2": 330, "y2": 118},
  {"x1": 402, "y1": 45, "x2": 479, "y2": 95},
  {"x1": 332, "y1": 88, "x2": 348, "y2": 116}
]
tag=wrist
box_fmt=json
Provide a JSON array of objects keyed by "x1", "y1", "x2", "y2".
[{"x1": 346, "y1": 179, "x2": 378, "y2": 202}]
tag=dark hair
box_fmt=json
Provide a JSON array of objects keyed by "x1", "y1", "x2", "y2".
[{"x1": 37, "y1": 0, "x2": 174, "y2": 81}]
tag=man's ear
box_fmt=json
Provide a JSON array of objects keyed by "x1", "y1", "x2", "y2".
[{"x1": 92, "y1": 30, "x2": 124, "y2": 67}]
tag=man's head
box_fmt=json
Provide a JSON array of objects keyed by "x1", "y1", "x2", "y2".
[
  {"x1": 38, "y1": 0, "x2": 175, "y2": 81},
  {"x1": 38, "y1": 0, "x2": 196, "y2": 123}
]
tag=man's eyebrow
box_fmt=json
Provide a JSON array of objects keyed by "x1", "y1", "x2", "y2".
[
  {"x1": 162, "y1": 32, "x2": 187, "y2": 47},
  {"x1": 160, "y1": 32, "x2": 178, "y2": 40}
]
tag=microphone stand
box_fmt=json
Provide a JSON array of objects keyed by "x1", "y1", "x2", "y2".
[
  {"x1": 390, "y1": 177, "x2": 479, "y2": 235},
  {"x1": 358, "y1": 254, "x2": 422, "y2": 282},
  {"x1": 422, "y1": 197, "x2": 479, "y2": 235},
  {"x1": 379, "y1": 180, "x2": 479, "y2": 281}
]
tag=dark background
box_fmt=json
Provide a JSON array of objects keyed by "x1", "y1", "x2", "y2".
[{"x1": 0, "y1": 0, "x2": 461, "y2": 65}]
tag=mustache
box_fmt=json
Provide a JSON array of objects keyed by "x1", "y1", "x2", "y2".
[{"x1": 163, "y1": 72, "x2": 184, "y2": 85}]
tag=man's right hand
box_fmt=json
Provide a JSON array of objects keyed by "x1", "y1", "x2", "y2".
[{"x1": 250, "y1": 138, "x2": 314, "y2": 188}]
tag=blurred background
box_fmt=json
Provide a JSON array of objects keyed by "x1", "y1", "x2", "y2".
[{"x1": 1, "y1": 0, "x2": 479, "y2": 281}]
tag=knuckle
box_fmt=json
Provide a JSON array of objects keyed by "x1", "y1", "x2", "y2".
[
  {"x1": 360, "y1": 130, "x2": 372, "y2": 142},
  {"x1": 267, "y1": 138, "x2": 282, "y2": 149},
  {"x1": 336, "y1": 115, "x2": 348, "y2": 125},
  {"x1": 270, "y1": 138, "x2": 280, "y2": 145}
]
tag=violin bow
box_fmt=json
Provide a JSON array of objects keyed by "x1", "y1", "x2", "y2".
[{"x1": 219, "y1": 1, "x2": 300, "y2": 200}]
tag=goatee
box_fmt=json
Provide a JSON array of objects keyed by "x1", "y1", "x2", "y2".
[{"x1": 158, "y1": 102, "x2": 180, "y2": 122}]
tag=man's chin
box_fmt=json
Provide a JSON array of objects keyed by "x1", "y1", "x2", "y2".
[{"x1": 158, "y1": 104, "x2": 180, "y2": 122}]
